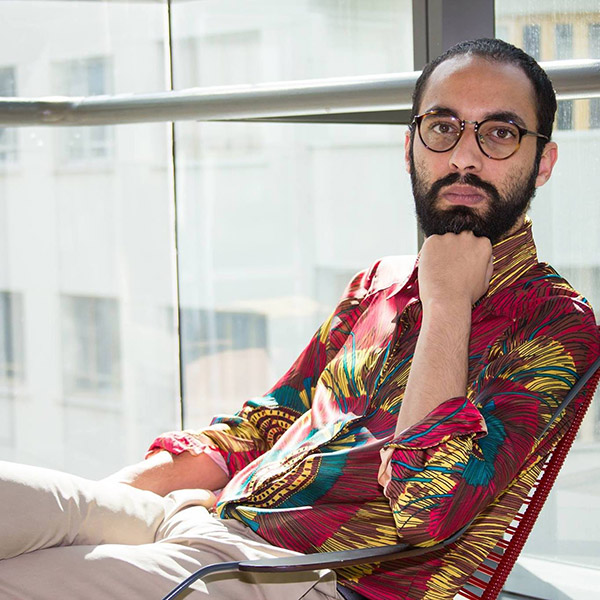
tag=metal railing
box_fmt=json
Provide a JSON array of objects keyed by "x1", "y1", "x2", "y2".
[{"x1": 0, "y1": 59, "x2": 598, "y2": 127}]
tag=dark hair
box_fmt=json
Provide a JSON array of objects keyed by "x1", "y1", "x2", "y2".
[{"x1": 411, "y1": 38, "x2": 557, "y2": 159}]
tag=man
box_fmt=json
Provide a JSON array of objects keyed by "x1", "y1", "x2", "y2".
[{"x1": 1, "y1": 38, "x2": 599, "y2": 600}]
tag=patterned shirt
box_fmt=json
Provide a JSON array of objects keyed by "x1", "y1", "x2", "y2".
[{"x1": 152, "y1": 221, "x2": 600, "y2": 600}]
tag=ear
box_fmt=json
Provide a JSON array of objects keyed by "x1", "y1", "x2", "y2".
[
  {"x1": 404, "y1": 129, "x2": 412, "y2": 174},
  {"x1": 535, "y1": 141, "x2": 558, "y2": 188}
]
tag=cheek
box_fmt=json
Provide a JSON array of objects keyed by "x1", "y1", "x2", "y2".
[
  {"x1": 498, "y1": 151, "x2": 537, "y2": 188},
  {"x1": 412, "y1": 138, "x2": 453, "y2": 176},
  {"x1": 494, "y1": 164, "x2": 529, "y2": 195},
  {"x1": 411, "y1": 150, "x2": 438, "y2": 186}
]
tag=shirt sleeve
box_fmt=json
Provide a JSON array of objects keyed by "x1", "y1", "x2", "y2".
[
  {"x1": 146, "y1": 431, "x2": 229, "y2": 475},
  {"x1": 147, "y1": 264, "x2": 377, "y2": 477},
  {"x1": 380, "y1": 294, "x2": 600, "y2": 546}
]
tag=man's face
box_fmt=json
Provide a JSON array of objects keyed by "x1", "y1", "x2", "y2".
[{"x1": 406, "y1": 56, "x2": 556, "y2": 244}]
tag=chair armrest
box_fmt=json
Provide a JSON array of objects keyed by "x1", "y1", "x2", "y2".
[{"x1": 238, "y1": 523, "x2": 468, "y2": 573}]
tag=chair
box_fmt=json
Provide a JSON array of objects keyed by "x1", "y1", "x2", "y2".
[{"x1": 163, "y1": 354, "x2": 600, "y2": 600}]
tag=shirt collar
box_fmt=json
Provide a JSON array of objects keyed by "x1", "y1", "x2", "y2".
[{"x1": 485, "y1": 217, "x2": 538, "y2": 298}]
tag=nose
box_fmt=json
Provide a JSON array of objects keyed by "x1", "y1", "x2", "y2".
[{"x1": 448, "y1": 122, "x2": 484, "y2": 173}]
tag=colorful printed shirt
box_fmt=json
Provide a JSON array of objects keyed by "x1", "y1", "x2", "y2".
[{"x1": 151, "y1": 221, "x2": 600, "y2": 600}]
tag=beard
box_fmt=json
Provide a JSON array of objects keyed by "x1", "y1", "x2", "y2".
[{"x1": 409, "y1": 147, "x2": 539, "y2": 245}]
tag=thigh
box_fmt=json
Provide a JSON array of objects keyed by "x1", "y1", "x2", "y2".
[
  {"x1": 0, "y1": 542, "x2": 202, "y2": 599},
  {"x1": 158, "y1": 503, "x2": 340, "y2": 600},
  {"x1": 0, "y1": 506, "x2": 339, "y2": 600},
  {"x1": 0, "y1": 541, "x2": 339, "y2": 600}
]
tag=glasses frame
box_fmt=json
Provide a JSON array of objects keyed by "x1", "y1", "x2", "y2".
[{"x1": 411, "y1": 110, "x2": 550, "y2": 160}]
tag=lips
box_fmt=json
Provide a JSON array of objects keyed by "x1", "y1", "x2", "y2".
[{"x1": 440, "y1": 184, "x2": 487, "y2": 207}]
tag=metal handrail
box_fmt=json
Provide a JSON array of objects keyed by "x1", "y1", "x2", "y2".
[{"x1": 0, "y1": 59, "x2": 598, "y2": 127}]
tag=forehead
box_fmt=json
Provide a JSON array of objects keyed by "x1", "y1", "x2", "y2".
[{"x1": 418, "y1": 55, "x2": 538, "y2": 126}]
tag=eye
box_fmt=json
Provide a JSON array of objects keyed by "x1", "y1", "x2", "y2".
[
  {"x1": 481, "y1": 121, "x2": 520, "y2": 143},
  {"x1": 428, "y1": 119, "x2": 460, "y2": 135},
  {"x1": 491, "y1": 127, "x2": 516, "y2": 139}
]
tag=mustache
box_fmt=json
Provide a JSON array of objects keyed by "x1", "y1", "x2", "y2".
[{"x1": 428, "y1": 172, "x2": 500, "y2": 201}]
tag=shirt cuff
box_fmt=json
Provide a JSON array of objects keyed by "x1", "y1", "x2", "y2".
[
  {"x1": 384, "y1": 396, "x2": 487, "y2": 450},
  {"x1": 147, "y1": 431, "x2": 229, "y2": 475},
  {"x1": 378, "y1": 396, "x2": 486, "y2": 490}
]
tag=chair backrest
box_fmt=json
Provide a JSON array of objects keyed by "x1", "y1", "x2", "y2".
[{"x1": 456, "y1": 356, "x2": 600, "y2": 600}]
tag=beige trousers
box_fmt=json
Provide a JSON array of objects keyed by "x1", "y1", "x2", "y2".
[{"x1": 0, "y1": 461, "x2": 339, "y2": 600}]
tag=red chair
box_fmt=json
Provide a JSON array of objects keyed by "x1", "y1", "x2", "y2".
[{"x1": 163, "y1": 354, "x2": 600, "y2": 600}]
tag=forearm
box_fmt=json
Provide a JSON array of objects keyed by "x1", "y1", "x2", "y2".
[
  {"x1": 105, "y1": 449, "x2": 230, "y2": 496},
  {"x1": 394, "y1": 298, "x2": 472, "y2": 436}
]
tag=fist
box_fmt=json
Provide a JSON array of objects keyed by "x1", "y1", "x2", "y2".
[{"x1": 418, "y1": 232, "x2": 493, "y2": 308}]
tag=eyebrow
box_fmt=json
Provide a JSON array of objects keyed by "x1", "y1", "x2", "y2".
[
  {"x1": 424, "y1": 106, "x2": 529, "y2": 129},
  {"x1": 483, "y1": 111, "x2": 528, "y2": 128}
]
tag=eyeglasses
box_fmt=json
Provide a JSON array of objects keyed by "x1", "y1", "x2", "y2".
[{"x1": 411, "y1": 110, "x2": 549, "y2": 160}]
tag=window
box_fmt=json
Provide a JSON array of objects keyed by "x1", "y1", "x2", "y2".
[
  {"x1": 54, "y1": 57, "x2": 114, "y2": 164},
  {"x1": 590, "y1": 24, "x2": 600, "y2": 128},
  {"x1": 61, "y1": 296, "x2": 121, "y2": 400},
  {"x1": 557, "y1": 99, "x2": 574, "y2": 130},
  {"x1": 555, "y1": 23, "x2": 573, "y2": 60},
  {"x1": 181, "y1": 307, "x2": 267, "y2": 361},
  {"x1": 0, "y1": 66, "x2": 17, "y2": 164},
  {"x1": 590, "y1": 22, "x2": 600, "y2": 57},
  {"x1": 0, "y1": 292, "x2": 24, "y2": 384},
  {"x1": 555, "y1": 24, "x2": 574, "y2": 131},
  {"x1": 522, "y1": 24, "x2": 541, "y2": 60},
  {"x1": 590, "y1": 99, "x2": 600, "y2": 129}
]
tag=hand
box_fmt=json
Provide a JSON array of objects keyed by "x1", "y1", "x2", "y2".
[{"x1": 418, "y1": 232, "x2": 493, "y2": 309}]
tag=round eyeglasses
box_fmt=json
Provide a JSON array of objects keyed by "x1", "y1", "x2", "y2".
[{"x1": 411, "y1": 110, "x2": 549, "y2": 160}]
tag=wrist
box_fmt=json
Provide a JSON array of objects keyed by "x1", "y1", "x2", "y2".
[{"x1": 422, "y1": 296, "x2": 472, "y2": 320}]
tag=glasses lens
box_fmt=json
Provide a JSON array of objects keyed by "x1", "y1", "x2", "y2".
[
  {"x1": 419, "y1": 113, "x2": 461, "y2": 151},
  {"x1": 477, "y1": 121, "x2": 520, "y2": 159}
]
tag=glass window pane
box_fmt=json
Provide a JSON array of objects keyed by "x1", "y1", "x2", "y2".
[
  {"x1": 0, "y1": 1, "x2": 180, "y2": 478},
  {"x1": 172, "y1": 0, "x2": 414, "y2": 86},
  {"x1": 171, "y1": 0, "x2": 415, "y2": 428},
  {"x1": 175, "y1": 120, "x2": 416, "y2": 426},
  {"x1": 496, "y1": 0, "x2": 600, "y2": 591}
]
